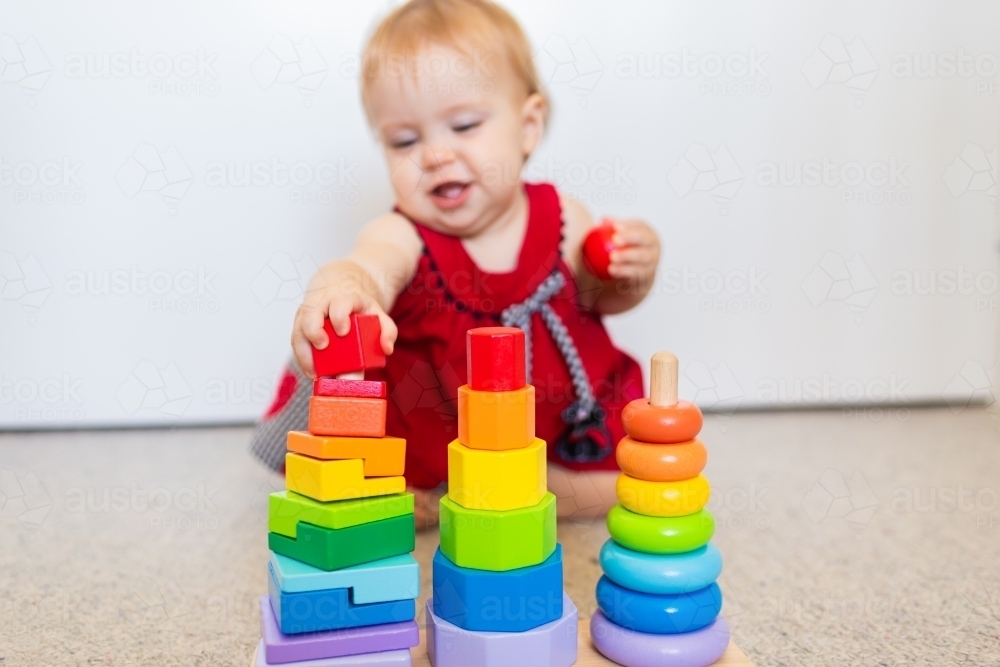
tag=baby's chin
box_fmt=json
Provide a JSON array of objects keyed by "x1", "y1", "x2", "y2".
[{"x1": 396, "y1": 196, "x2": 491, "y2": 237}]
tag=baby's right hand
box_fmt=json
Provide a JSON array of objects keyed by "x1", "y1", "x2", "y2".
[{"x1": 291, "y1": 282, "x2": 398, "y2": 379}]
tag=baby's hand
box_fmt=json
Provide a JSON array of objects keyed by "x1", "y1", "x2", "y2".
[
  {"x1": 291, "y1": 278, "x2": 398, "y2": 378},
  {"x1": 606, "y1": 218, "x2": 660, "y2": 283}
]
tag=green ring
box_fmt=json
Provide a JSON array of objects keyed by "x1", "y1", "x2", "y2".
[{"x1": 607, "y1": 504, "x2": 714, "y2": 554}]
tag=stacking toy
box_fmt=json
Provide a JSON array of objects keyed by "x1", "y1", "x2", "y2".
[
  {"x1": 428, "y1": 327, "x2": 577, "y2": 666},
  {"x1": 591, "y1": 351, "x2": 730, "y2": 667},
  {"x1": 258, "y1": 314, "x2": 420, "y2": 664}
]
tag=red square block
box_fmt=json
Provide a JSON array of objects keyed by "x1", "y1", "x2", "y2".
[
  {"x1": 311, "y1": 314, "x2": 387, "y2": 377},
  {"x1": 313, "y1": 378, "x2": 387, "y2": 399},
  {"x1": 466, "y1": 327, "x2": 526, "y2": 391}
]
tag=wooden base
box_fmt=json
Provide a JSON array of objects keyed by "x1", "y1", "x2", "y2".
[{"x1": 250, "y1": 620, "x2": 754, "y2": 666}]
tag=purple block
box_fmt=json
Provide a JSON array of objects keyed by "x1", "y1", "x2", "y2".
[
  {"x1": 590, "y1": 611, "x2": 730, "y2": 667},
  {"x1": 260, "y1": 597, "x2": 419, "y2": 664},
  {"x1": 425, "y1": 594, "x2": 577, "y2": 667},
  {"x1": 255, "y1": 640, "x2": 411, "y2": 666}
]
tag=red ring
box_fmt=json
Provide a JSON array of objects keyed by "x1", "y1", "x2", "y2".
[{"x1": 622, "y1": 399, "x2": 703, "y2": 444}]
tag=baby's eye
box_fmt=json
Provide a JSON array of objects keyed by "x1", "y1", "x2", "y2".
[
  {"x1": 391, "y1": 138, "x2": 417, "y2": 149},
  {"x1": 453, "y1": 120, "x2": 482, "y2": 133}
]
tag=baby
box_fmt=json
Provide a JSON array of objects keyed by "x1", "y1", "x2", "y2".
[{"x1": 252, "y1": 0, "x2": 660, "y2": 526}]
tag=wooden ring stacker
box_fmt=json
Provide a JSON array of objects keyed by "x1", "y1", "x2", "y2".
[
  {"x1": 622, "y1": 352, "x2": 703, "y2": 444},
  {"x1": 616, "y1": 437, "x2": 708, "y2": 482}
]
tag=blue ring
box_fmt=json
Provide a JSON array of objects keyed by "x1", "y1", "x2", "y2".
[
  {"x1": 600, "y1": 539, "x2": 722, "y2": 594},
  {"x1": 596, "y1": 576, "x2": 722, "y2": 634}
]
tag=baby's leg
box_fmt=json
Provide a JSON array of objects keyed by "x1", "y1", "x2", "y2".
[
  {"x1": 409, "y1": 484, "x2": 446, "y2": 531},
  {"x1": 547, "y1": 464, "x2": 618, "y2": 521}
]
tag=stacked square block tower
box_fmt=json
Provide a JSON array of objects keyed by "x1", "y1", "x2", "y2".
[
  {"x1": 591, "y1": 351, "x2": 730, "y2": 667},
  {"x1": 256, "y1": 314, "x2": 420, "y2": 667},
  {"x1": 426, "y1": 327, "x2": 578, "y2": 667}
]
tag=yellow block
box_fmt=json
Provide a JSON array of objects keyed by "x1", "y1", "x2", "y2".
[
  {"x1": 285, "y1": 453, "x2": 406, "y2": 502},
  {"x1": 458, "y1": 385, "x2": 534, "y2": 451},
  {"x1": 448, "y1": 438, "x2": 546, "y2": 511},
  {"x1": 616, "y1": 473, "x2": 711, "y2": 517}
]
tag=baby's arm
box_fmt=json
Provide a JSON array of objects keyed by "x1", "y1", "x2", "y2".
[
  {"x1": 558, "y1": 192, "x2": 660, "y2": 315},
  {"x1": 291, "y1": 213, "x2": 422, "y2": 377}
]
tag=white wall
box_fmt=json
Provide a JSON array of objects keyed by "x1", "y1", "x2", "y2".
[{"x1": 2, "y1": 0, "x2": 998, "y2": 428}]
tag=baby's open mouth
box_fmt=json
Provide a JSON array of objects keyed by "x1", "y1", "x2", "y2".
[{"x1": 430, "y1": 181, "x2": 472, "y2": 209}]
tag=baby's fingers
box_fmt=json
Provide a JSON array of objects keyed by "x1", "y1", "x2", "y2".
[
  {"x1": 326, "y1": 291, "x2": 369, "y2": 338},
  {"x1": 610, "y1": 246, "x2": 658, "y2": 267},
  {"x1": 374, "y1": 310, "x2": 398, "y2": 356}
]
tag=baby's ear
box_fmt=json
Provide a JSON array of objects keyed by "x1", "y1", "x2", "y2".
[{"x1": 520, "y1": 92, "x2": 547, "y2": 157}]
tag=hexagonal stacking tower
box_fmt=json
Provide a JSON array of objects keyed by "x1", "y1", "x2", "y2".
[
  {"x1": 255, "y1": 314, "x2": 420, "y2": 667},
  {"x1": 426, "y1": 327, "x2": 578, "y2": 667},
  {"x1": 591, "y1": 352, "x2": 730, "y2": 667}
]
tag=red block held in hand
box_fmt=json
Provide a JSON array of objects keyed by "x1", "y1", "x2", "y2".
[
  {"x1": 466, "y1": 327, "x2": 526, "y2": 391},
  {"x1": 311, "y1": 314, "x2": 387, "y2": 377}
]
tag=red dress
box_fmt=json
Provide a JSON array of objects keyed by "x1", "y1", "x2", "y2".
[{"x1": 368, "y1": 182, "x2": 645, "y2": 490}]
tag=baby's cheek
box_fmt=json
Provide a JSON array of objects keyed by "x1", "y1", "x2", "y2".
[{"x1": 385, "y1": 156, "x2": 422, "y2": 199}]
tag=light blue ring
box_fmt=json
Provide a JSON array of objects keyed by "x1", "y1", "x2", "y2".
[{"x1": 600, "y1": 539, "x2": 722, "y2": 594}]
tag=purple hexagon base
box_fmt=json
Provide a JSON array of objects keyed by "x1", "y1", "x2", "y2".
[
  {"x1": 425, "y1": 594, "x2": 578, "y2": 667},
  {"x1": 590, "y1": 611, "x2": 730, "y2": 667},
  {"x1": 260, "y1": 597, "x2": 418, "y2": 664},
  {"x1": 254, "y1": 640, "x2": 412, "y2": 666}
]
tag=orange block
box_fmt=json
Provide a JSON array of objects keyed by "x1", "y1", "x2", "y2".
[
  {"x1": 286, "y1": 431, "x2": 405, "y2": 477},
  {"x1": 457, "y1": 385, "x2": 534, "y2": 451},
  {"x1": 308, "y1": 396, "x2": 386, "y2": 437}
]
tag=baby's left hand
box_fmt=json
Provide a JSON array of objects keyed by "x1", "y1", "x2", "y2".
[{"x1": 606, "y1": 218, "x2": 660, "y2": 282}]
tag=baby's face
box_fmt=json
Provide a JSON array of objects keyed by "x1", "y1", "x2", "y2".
[{"x1": 367, "y1": 45, "x2": 542, "y2": 236}]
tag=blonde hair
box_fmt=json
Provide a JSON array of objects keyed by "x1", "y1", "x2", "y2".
[{"x1": 360, "y1": 0, "x2": 548, "y2": 120}]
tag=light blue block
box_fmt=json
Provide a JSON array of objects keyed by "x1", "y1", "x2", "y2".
[
  {"x1": 600, "y1": 540, "x2": 722, "y2": 595},
  {"x1": 269, "y1": 551, "x2": 419, "y2": 604}
]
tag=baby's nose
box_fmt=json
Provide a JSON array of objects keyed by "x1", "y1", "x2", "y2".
[{"x1": 420, "y1": 143, "x2": 457, "y2": 171}]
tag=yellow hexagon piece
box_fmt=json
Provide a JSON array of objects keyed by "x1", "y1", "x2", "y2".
[
  {"x1": 285, "y1": 453, "x2": 405, "y2": 502},
  {"x1": 448, "y1": 438, "x2": 547, "y2": 511},
  {"x1": 457, "y1": 385, "x2": 534, "y2": 450},
  {"x1": 616, "y1": 473, "x2": 711, "y2": 517}
]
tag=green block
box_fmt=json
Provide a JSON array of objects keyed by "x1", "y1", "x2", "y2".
[
  {"x1": 269, "y1": 490, "x2": 414, "y2": 538},
  {"x1": 439, "y1": 492, "x2": 556, "y2": 571},
  {"x1": 606, "y1": 504, "x2": 715, "y2": 554},
  {"x1": 268, "y1": 514, "x2": 415, "y2": 571}
]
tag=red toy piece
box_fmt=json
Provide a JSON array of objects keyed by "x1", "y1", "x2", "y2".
[
  {"x1": 466, "y1": 327, "x2": 526, "y2": 391},
  {"x1": 582, "y1": 220, "x2": 617, "y2": 281},
  {"x1": 311, "y1": 314, "x2": 387, "y2": 377},
  {"x1": 313, "y1": 378, "x2": 388, "y2": 399}
]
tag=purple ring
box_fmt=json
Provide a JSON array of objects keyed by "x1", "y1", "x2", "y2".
[{"x1": 590, "y1": 611, "x2": 730, "y2": 667}]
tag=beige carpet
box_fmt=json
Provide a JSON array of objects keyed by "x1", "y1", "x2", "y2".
[{"x1": 1, "y1": 407, "x2": 998, "y2": 667}]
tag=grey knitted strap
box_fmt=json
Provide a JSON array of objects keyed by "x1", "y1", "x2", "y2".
[{"x1": 500, "y1": 270, "x2": 597, "y2": 425}]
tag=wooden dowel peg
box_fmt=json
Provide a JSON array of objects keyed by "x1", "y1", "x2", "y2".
[{"x1": 649, "y1": 351, "x2": 678, "y2": 407}]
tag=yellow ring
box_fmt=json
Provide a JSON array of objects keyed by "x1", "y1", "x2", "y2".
[{"x1": 616, "y1": 473, "x2": 711, "y2": 517}]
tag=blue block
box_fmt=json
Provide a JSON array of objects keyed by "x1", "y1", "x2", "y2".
[
  {"x1": 600, "y1": 539, "x2": 722, "y2": 594},
  {"x1": 268, "y1": 562, "x2": 416, "y2": 635},
  {"x1": 596, "y1": 575, "x2": 722, "y2": 635},
  {"x1": 432, "y1": 544, "x2": 563, "y2": 632},
  {"x1": 270, "y1": 551, "x2": 420, "y2": 604}
]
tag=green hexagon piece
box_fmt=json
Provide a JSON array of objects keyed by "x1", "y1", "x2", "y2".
[
  {"x1": 269, "y1": 490, "x2": 414, "y2": 538},
  {"x1": 606, "y1": 504, "x2": 715, "y2": 554},
  {"x1": 439, "y1": 492, "x2": 556, "y2": 571}
]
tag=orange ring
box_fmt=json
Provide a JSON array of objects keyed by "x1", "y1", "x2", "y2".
[
  {"x1": 622, "y1": 399, "x2": 702, "y2": 444},
  {"x1": 616, "y1": 437, "x2": 707, "y2": 482}
]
